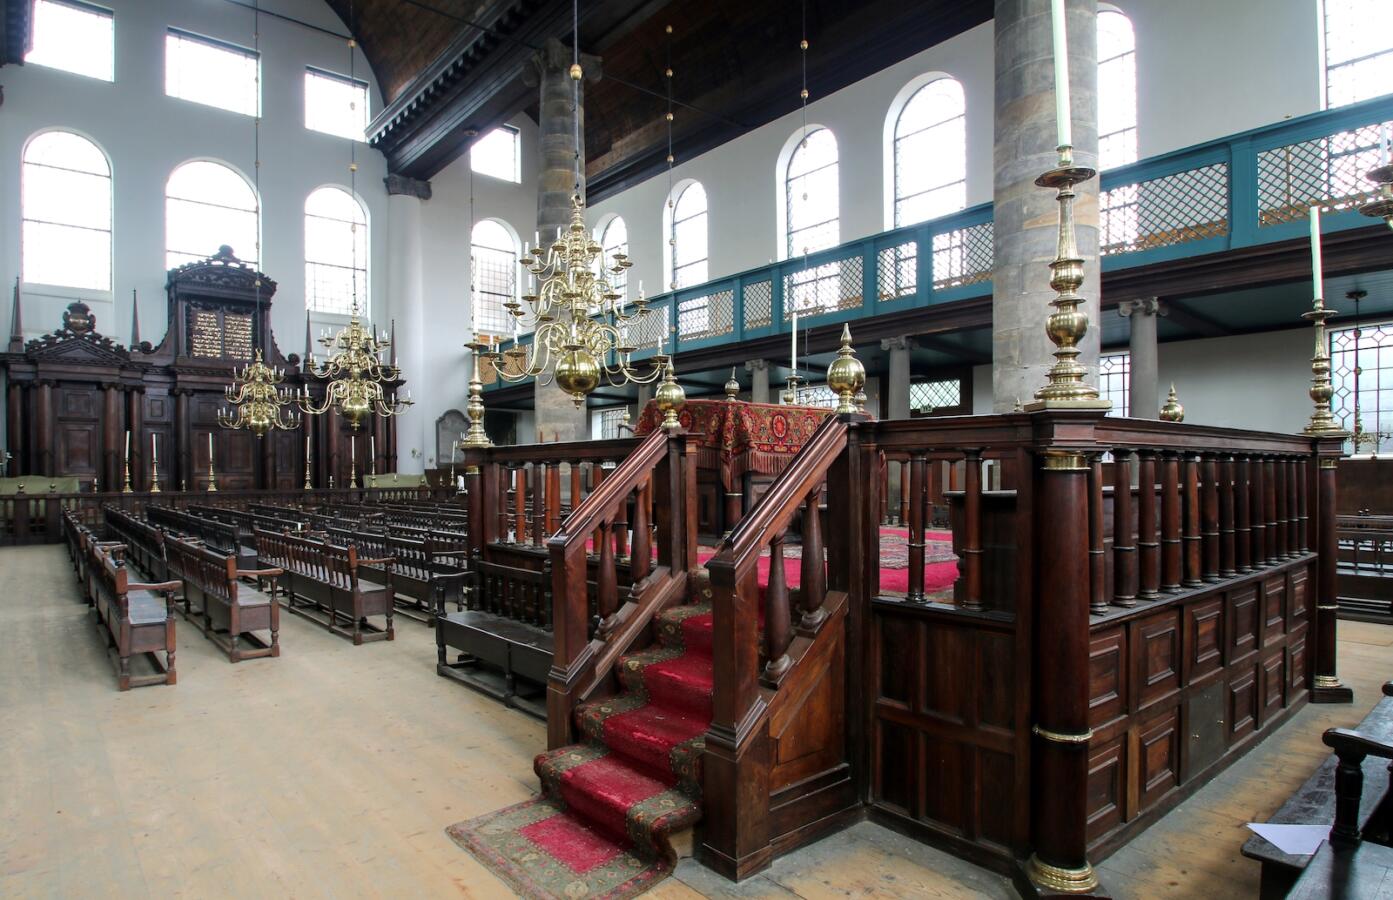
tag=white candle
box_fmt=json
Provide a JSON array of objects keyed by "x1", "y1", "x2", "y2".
[
  {"x1": 1050, "y1": 0, "x2": 1072, "y2": 149},
  {"x1": 791, "y1": 312, "x2": 799, "y2": 372},
  {"x1": 1309, "y1": 205, "x2": 1324, "y2": 298},
  {"x1": 370, "y1": 436, "x2": 375, "y2": 470},
  {"x1": 151, "y1": 433, "x2": 157, "y2": 465},
  {"x1": 208, "y1": 432, "x2": 213, "y2": 464},
  {"x1": 1381, "y1": 123, "x2": 1390, "y2": 166},
  {"x1": 124, "y1": 431, "x2": 130, "y2": 460}
]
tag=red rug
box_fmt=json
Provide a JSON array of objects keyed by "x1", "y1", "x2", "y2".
[{"x1": 447, "y1": 579, "x2": 717, "y2": 899}]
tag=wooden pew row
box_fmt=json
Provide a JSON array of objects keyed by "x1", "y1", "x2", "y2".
[
  {"x1": 165, "y1": 535, "x2": 285, "y2": 663},
  {"x1": 253, "y1": 528, "x2": 396, "y2": 645},
  {"x1": 103, "y1": 506, "x2": 169, "y2": 581},
  {"x1": 323, "y1": 524, "x2": 470, "y2": 625},
  {"x1": 147, "y1": 505, "x2": 256, "y2": 567},
  {"x1": 87, "y1": 538, "x2": 180, "y2": 690}
]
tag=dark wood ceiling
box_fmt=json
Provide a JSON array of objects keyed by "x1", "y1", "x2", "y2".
[{"x1": 326, "y1": 0, "x2": 993, "y2": 196}]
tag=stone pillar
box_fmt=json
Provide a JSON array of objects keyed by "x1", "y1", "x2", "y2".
[
  {"x1": 386, "y1": 176, "x2": 429, "y2": 472},
  {"x1": 882, "y1": 337, "x2": 912, "y2": 419},
  {"x1": 745, "y1": 359, "x2": 771, "y2": 404},
  {"x1": 1120, "y1": 297, "x2": 1164, "y2": 418},
  {"x1": 991, "y1": 0, "x2": 1099, "y2": 412},
  {"x1": 635, "y1": 383, "x2": 653, "y2": 420}
]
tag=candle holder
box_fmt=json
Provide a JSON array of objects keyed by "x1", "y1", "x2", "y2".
[
  {"x1": 1025, "y1": 146, "x2": 1110, "y2": 411},
  {"x1": 304, "y1": 450, "x2": 313, "y2": 490},
  {"x1": 1302, "y1": 296, "x2": 1348, "y2": 436},
  {"x1": 1359, "y1": 163, "x2": 1393, "y2": 229},
  {"x1": 150, "y1": 455, "x2": 161, "y2": 493},
  {"x1": 461, "y1": 336, "x2": 494, "y2": 448},
  {"x1": 781, "y1": 373, "x2": 803, "y2": 405},
  {"x1": 122, "y1": 452, "x2": 133, "y2": 493},
  {"x1": 207, "y1": 454, "x2": 218, "y2": 492}
]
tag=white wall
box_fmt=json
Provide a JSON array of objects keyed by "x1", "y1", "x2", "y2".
[
  {"x1": 1156, "y1": 329, "x2": 1314, "y2": 434},
  {"x1": 0, "y1": 0, "x2": 389, "y2": 354},
  {"x1": 584, "y1": 0, "x2": 1325, "y2": 294}
]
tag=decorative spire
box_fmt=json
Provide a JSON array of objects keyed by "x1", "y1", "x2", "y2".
[
  {"x1": 826, "y1": 323, "x2": 866, "y2": 415},
  {"x1": 130, "y1": 289, "x2": 141, "y2": 347},
  {"x1": 8, "y1": 278, "x2": 23, "y2": 352},
  {"x1": 1160, "y1": 384, "x2": 1185, "y2": 422},
  {"x1": 303, "y1": 310, "x2": 313, "y2": 366},
  {"x1": 390, "y1": 318, "x2": 397, "y2": 366},
  {"x1": 725, "y1": 367, "x2": 740, "y2": 400}
]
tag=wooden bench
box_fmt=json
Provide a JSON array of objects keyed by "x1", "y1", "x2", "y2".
[
  {"x1": 1243, "y1": 682, "x2": 1393, "y2": 897},
  {"x1": 166, "y1": 535, "x2": 284, "y2": 662},
  {"x1": 254, "y1": 528, "x2": 396, "y2": 645},
  {"x1": 103, "y1": 506, "x2": 169, "y2": 581},
  {"x1": 326, "y1": 525, "x2": 470, "y2": 625},
  {"x1": 88, "y1": 541, "x2": 180, "y2": 690},
  {"x1": 1337, "y1": 517, "x2": 1393, "y2": 623},
  {"x1": 148, "y1": 505, "x2": 258, "y2": 569}
]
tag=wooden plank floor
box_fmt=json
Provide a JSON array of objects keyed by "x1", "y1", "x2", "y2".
[{"x1": 0, "y1": 544, "x2": 1387, "y2": 898}]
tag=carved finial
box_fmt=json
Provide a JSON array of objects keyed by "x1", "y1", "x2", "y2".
[
  {"x1": 130, "y1": 289, "x2": 141, "y2": 347},
  {"x1": 1160, "y1": 384, "x2": 1185, "y2": 422},
  {"x1": 725, "y1": 367, "x2": 740, "y2": 400},
  {"x1": 8, "y1": 278, "x2": 22, "y2": 352},
  {"x1": 826, "y1": 323, "x2": 866, "y2": 415}
]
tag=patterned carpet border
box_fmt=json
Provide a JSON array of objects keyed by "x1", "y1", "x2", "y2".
[{"x1": 446, "y1": 797, "x2": 674, "y2": 900}]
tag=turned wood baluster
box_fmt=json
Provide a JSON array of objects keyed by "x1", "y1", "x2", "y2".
[
  {"x1": 569, "y1": 463, "x2": 582, "y2": 517},
  {"x1": 799, "y1": 486, "x2": 827, "y2": 627},
  {"x1": 514, "y1": 466, "x2": 528, "y2": 545},
  {"x1": 907, "y1": 453, "x2": 927, "y2": 602},
  {"x1": 545, "y1": 462, "x2": 561, "y2": 536},
  {"x1": 880, "y1": 463, "x2": 889, "y2": 525},
  {"x1": 1136, "y1": 450, "x2": 1160, "y2": 600},
  {"x1": 1292, "y1": 462, "x2": 1303, "y2": 554},
  {"x1": 1235, "y1": 456, "x2": 1252, "y2": 572},
  {"x1": 532, "y1": 463, "x2": 547, "y2": 545},
  {"x1": 614, "y1": 481, "x2": 630, "y2": 561},
  {"x1": 589, "y1": 465, "x2": 606, "y2": 551},
  {"x1": 963, "y1": 449, "x2": 985, "y2": 612},
  {"x1": 1183, "y1": 454, "x2": 1203, "y2": 587},
  {"x1": 1219, "y1": 456, "x2": 1237, "y2": 577},
  {"x1": 596, "y1": 519, "x2": 619, "y2": 632},
  {"x1": 764, "y1": 532, "x2": 792, "y2": 680},
  {"x1": 1202, "y1": 454, "x2": 1221, "y2": 582},
  {"x1": 1250, "y1": 456, "x2": 1267, "y2": 568},
  {"x1": 630, "y1": 479, "x2": 651, "y2": 582},
  {"x1": 898, "y1": 459, "x2": 910, "y2": 526},
  {"x1": 1286, "y1": 458, "x2": 1300, "y2": 558},
  {"x1": 1273, "y1": 456, "x2": 1288, "y2": 560},
  {"x1": 498, "y1": 465, "x2": 512, "y2": 542},
  {"x1": 1089, "y1": 457, "x2": 1107, "y2": 615},
  {"x1": 1161, "y1": 452, "x2": 1182, "y2": 592},
  {"x1": 1263, "y1": 457, "x2": 1278, "y2": 565},
  {"x1": 1112, "y1": 450, "x2": 1137, "y2": 607}
]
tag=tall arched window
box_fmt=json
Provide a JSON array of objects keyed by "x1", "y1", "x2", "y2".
[
  {"x1": 22, "y1": 131, "x2": 112, "y2": 290},
  {"x1": 166, "y1": 160, "x2": 259, "y2": 270},
  {"x1": 892, "y1": 77, "x2": 965, "y2": 228},
  {"x1": 670, "y1": 181, "x2": 707, "y2": 290},
  {"x1": 599, "y1": 216, "x2": 629, "y2": 300},
  {"x1": 472, "y1": 219, "x2": 518, "y2": 338},
  {"x1": 1097, "y1": 8, "x2": 1138, "y2": 169},
  {"x1": 785, "y1": 127, "x2": 839, "y2": 257},
  {"x1": 305, "y1": 187, "x2": 367, "y2": 315},
  {"x1": 1323, "y1": 0, "x2": 1393, "y2": 108}
]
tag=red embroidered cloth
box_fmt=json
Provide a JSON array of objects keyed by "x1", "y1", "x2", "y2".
[{"x1": 635, "y1": 398, "x2": 831, "y2": 483}]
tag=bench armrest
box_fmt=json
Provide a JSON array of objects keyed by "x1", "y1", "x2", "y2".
[
  {"x1": 431, "y1": 570, "x2": 471, "y2": 585},
  {"x1": 1324, "y1": 727, "x2": 1393, "y2": 761},
  {"x1": 130, "y1": 580, "x2": 182, "y2": 593},
  {"x1": 358, "y1": 556, "x2": 395, "y2": 567},
  {"x1": 237, "y1": 567, "x2": 285, "y2": 579},
  {"x1": 430, "y1": 550, "x2": 473, "y2": 560}
]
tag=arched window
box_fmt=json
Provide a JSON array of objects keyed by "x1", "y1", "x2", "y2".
[
  {"x1": 165, "y1": 160, "x2": 259, "y2": 270},
  {"x1": 1097, "y1": 8, "x2": 1138, "y2": 168},
  {"x1": 472, "y1": 219, "x2": 518, "y2": 338},
  {"x1": 305, "y1": 187, "x2": 368, "y2": 315},
  {"x1": 670, "y1": 181, "x2": 707, "y2": 290},
  {"x1": 599, "y1": 216, "x2": 629, "y2": 300},
  {"x1": 892, "y1": 77, "x2": 965, "y2": 228},
  {"x1": 1323, "y1": 0, "x2": 1393, "y2": 108},
  {"x1": 21, "y1": 131, "x2": 112, "y2": 290},
  {"x1": 784, "y1": 127, "x2": 839, "y2": 258}
]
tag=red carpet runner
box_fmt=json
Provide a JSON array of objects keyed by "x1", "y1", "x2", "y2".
[{"x1": 447, "y1": 531, "x2": 956, "y2": 898}]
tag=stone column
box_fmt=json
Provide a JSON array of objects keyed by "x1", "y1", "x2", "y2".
[
  {"x1": 882, "y1": 337, "x2": 912, "y2": 419},
  {"x1": 386, "y1": 175, "x2": 429, "y2": 472},
  {"x1": 991, "y1": 0, "x2": 1099, "y2": 412},
  {"x1": 635, "y1": 383, "x2": 653, "y2": 421},
  {"x1": 1120, "y1": 298, "x2": 1164, "y2": 418},
  {"x1": 745, "y1": 359, "x2": 771, "y2": 404},
  {"x1": 529, "y1": 37, "x2": 600, "y2": 443}
]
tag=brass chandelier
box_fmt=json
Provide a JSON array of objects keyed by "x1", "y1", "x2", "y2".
[
  {"x1": 298, "y1": 317, "x2": 411, "y2": 430},
  {"x1": 220, "y1": 0, "x2": 298, "y2": 438},
  {"x1": 487, "y1": 196, "x2": 666, "y2": 407},
  {"x1": 221, "y1": 350, "x2": 300, "y2": 436}
]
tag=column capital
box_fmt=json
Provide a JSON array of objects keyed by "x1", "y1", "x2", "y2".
[
  {"x1": 1118, "y1": 297, "x2": 1165, "y2": 318},
  {"x1": 880, "y1": 336, "x2": 913, "y2": 352},
  {"x1": 526, "y1": 36, "x2": 602, "y2": 84},
  {"x1": 384, "y1": 174, "x2": 432, "y2": 200},
  {"x1": 744, "y1": 359, "x2": 770, "y2": 372}
]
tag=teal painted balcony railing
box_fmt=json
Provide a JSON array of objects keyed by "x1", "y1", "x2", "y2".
[{"x1": 488, "y1": 94, "x2": 1393, "y2": 390}]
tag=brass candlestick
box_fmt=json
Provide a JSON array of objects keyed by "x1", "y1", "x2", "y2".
[
  {"x1": 207, "y1": 451, "x2": 218, "y2": 492},
  {"x1": 304, "y1": 450, "x2": 313, "y2": 490},
  {"x1": 1359, "y1": 163, "x2": 1393, "y2": 229},
  {"x1": 655, "y1": 360, "x2": 686, "y2": 431},
  {"x1": 122, "y1": 451, "x2": 133, "y2": 493},
  {"x1": 461, "y1": 336, "x2": 493, "y2": 448},
  {"x1": 149, "y1": 454, "x2": 161, "y2": 493},
  {"x1": 781, "y1": 373, "x2": 803, "y2": 405},
  {"x1": 826, "y1": 324, "x2": 866, "y2": 415},
  {"x1": 1026, "y1": 146, "x2": 1110, "y2": 411},
  {"x1": 1302, "y1": 296, "x2": 1346, "y2": 436}
]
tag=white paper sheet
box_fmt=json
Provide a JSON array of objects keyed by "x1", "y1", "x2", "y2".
[{"x1": 1246, "y1": 822, "x2": 1329, "y2": 856}]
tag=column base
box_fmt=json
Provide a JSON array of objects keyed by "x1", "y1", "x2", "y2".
[
  {"x1": 1311, "y1": 675, "x2": 1354, "y2": 704},
  {"x1": 1014, "y1": 854, "x2": 1111, "y2": 898}
]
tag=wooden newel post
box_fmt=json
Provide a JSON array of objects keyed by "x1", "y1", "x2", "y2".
[
  {"x1": 1026, "y1": 434, "x2": 1100, "y2": 894},
  {"x1": 1311, "y1": 441, "x2": 1352, "y2": 703}
]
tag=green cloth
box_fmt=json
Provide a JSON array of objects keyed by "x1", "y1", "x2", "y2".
[
  {"x1": 363, "y1": 473, "x2": 427, "y2": 488},
  {"x1": 0, "y1": 476, "x2": 81, "y2": 495}
]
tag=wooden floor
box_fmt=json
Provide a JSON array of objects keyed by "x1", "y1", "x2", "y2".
[{"x1": 0, "y1": 545, "x2": 1387, "y2": 899}]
